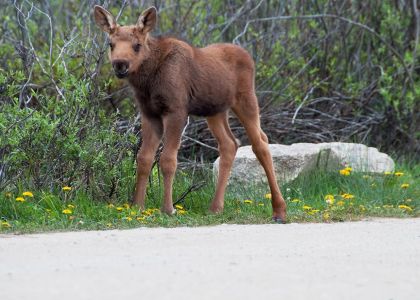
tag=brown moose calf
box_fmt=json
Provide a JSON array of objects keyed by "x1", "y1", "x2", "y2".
[{"x1": 94, "y1": 6, "x2": 286, "y2": 222}]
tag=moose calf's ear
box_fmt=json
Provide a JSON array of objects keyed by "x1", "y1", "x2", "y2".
[
  {"x1": 137, "y1": 6, "x2": 157, "y2": 33},
  {"x1": 94, "y1": 5, "x2": 116, "y2": 33}
]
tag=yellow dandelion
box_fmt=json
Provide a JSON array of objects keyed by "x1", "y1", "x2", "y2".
[
  {"x1": 401, "y1": 183, "x2": 409, "y2": 189},
  {"x1": 123, "y1": 217, "x2": 133, "y2": 221},
  {"x1": 264, "y1": 193, "x2": 272, "y2": 199},
  {"x1": 308, "y1": 209, "x2": 320, "y2": 215},
  {"x1": 178, "y1": 210, "x2": 187, "y2": 215},
  {"x1": 337, "y1": 201, "x2": 345, "y2": 206},
  {"x1": 106, "y1": 223, "x2": 113, "y2": 227},
  {"x1": 302, "y1": 205, "x2": 312, "y2": 210},
  {"x1": 341, "y1": 193, "x2": 355, "y2": 199},
  {"x1": 15, "y1": 197, "x2": 25, "y2": 202},
  {"x1": 339, "y1": 169, "x2": 351, "y2": 176},
  {"x1": 67, "y1": 204, "x2": 75, "y2": 209},
  {"x1": 62, "y1": 186, "x2": 72, "y2": 192},
  {"x1": 398, "y1": 205, "x2": 413, "y2": 212},
  {"x1": 136, "y1": 216, "x2": 146, "y2": 221},
  {"x1": 384, "y1": 171, "x2": 392, "y2": 175},
  {"x1": 325, "y1": 194, "x2": 335, "y2": 205},
  {"x1": 116, "y1": 207, "x2": 124, "y2": 212},
  {"x1": 1, "y1": 221, "x2": 11, "y2": 228},
  {"x1": 123, "y1": 203, "x2": 130, "y2": 209},
  {"x1": 394, "y1": 172, "x2": 404, "y2": 177},
  {"x1": 142, "y1": 210, "x2": 152, "y2": 216},
  {"x1": 22, "y1": 191, "x2": 33, "y2": 197},
  {"x1": 62, "y1": 209, "x2": 72, "y2": 214},
  {"x1": 258, "y1": 203, "x2": 264, "y2": 206},
  {"x1": 291, "y1": 198, "x2": 300, "y2": 203},
  {"x1": 130, "y1": 211, "x2": 137, "y2": 216},
  {"x1": 244, "y1": 200, "x2": 253, "y2": 204},
  {"x1": 175, "y1": 204, "x2": 184, "y2": 210}
]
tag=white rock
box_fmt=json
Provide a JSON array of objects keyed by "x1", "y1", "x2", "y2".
[{"x1": 213, "y1": 142, "x2": 395, "y2": 185}]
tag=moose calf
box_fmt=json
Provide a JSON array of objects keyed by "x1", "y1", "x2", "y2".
[{"x1": 94, "y1": 6, "x2": 287, "y2": 222}]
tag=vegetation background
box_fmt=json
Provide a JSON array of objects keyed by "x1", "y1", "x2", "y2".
[{"x1": 0, "y1": 1, "x2": 419, "y2": 230}]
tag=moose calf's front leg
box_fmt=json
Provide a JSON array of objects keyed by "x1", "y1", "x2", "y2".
[
  {"x1": 133, "y1": 117, "x2": 162, "y2": 209},
  {"x1": 160, "y1": 113, "x2": 187, "y2": 214}
]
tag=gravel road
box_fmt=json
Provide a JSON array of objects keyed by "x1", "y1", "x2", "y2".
[{"x1": 1, "y1": 218, "x2": 419, "y2": 300}]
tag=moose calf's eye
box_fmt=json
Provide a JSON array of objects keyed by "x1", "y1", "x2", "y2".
[
  {"x1": 133, "y1": 43, "x2": 141, "y2": 52},
  {"x1": 109, "y1": 43, "x2": 114, "y2": 50}
]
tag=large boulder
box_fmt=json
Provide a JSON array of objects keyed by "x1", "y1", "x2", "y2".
[{"x1": 213, "y1": 142, "x2": 395, "y2": 185}]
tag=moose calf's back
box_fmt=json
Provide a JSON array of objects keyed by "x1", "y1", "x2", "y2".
[{"x1": 130, "y1": 38, "x2": 255, "y2": 118}]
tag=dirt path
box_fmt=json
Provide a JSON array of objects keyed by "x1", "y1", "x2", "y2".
[{"x1": 1, "y1": 218, "x2": 419, "y2": 300}]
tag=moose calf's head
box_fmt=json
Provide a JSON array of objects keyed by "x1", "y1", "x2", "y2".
[{"x1": 94, "y1": 5, "x2": 157, "y2": 78}]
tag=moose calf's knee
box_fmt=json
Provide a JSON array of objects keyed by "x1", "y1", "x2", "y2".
[
  {"x1": 159, "y1": 154, "x2": 177, "y2": 175},
  {"x1": 137, "y1": 153, "x2": 155, "y2": 177}
]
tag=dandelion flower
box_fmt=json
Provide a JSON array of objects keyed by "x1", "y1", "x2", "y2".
[
  {"x1": 325, "y1": 194, "x2": 335, "y2": 205},
  {"x1": 130, "y1": 211, "x2": 137, "y2": 216},
  {"x1": 22, "y1": 191, "x2": 33, "y2": 197},
  {"x1": 337, "y1": 201, "x2": 345, "y2": 206},
  {"x1": 116, "y1": 207, "x2": 124, "y2": 212},
  {"x1": 175, "y1": 204, "x2": 184, "y2": 210},
  {"x1": 16, "y1": 197, "x2": 25, "y2": 202},
  {"x1": 62, "y1": 209, "x2": 72, "y2": 214},
  {"x1": 123, "y1": 203, "x2": 130, "y2": 209},
  {"x1": 136, "y1": 216, "x2": 146, "y2": 221},
  {"x1": 401, "y1": 183, "x2": 409, "y2": 189},
  {"x1": 106, "y1": 223, "x2": 113, "y2": 227},
  {"x1": 398, "y1": 205, "x2": 413, "y2": 212},
  {"x1": 258, "y1": 203, "x2": 264, "y2": 206},
  {"x1": 178, "y1": 210, "x2": 187, "y2": 215},
  {"x1": 302, "y1": 205, "x2": 312, "y2": 210},
  {"x1": 62, "y1": 186, "x2": 72, "y2": 192},
  {"x1": 394, "y1": 172, "x2": 404, "y2": 177},
  {"x1": 264, "y1": 193, "x2": 272, "y2": 199},
  {"x1": 1, "y1": 221, "x2": 11, "y2": 228},
  {"x1": 341, "y1": 193, "x2": 355, "y2": 199},
  {"x1": 123, "y1": 217, "x2": 133, "y2": 221},
  {"x1": 339, "y1": 169, "x2": 351, "y2": 176},
  {"x1": 142, "y1": 210, "x2": 152, "y2": 216},
  {"x1": 384, "y1": 171, "x2": 392, "y2": 175},
  {"x1": 244, "y1": 200, "x2": 253, "y2": 204},
  {"x1": 291, "y1": 198, "x2": 300, "y2": 203},
  {"x1": 67, "y1": 204, "x2": 75, "y2": 209}
]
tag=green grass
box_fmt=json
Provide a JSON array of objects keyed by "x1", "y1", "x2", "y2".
[{"x1": 1, "y1": 164, "x2": 419, "y2": 234}]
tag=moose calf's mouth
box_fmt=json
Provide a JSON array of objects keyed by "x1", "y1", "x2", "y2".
[{"x1": 115, "y1": 70, "x2": 129, "y2": 78}]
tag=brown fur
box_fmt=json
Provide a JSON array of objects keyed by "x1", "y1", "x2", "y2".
[{"x1": 94, "y1": 6, "x2": 286, "y2": 220}]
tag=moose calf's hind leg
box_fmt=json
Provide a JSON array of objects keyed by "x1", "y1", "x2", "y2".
[{"x1": 207, "y1": 112, "x2": 238, "y2": 213}]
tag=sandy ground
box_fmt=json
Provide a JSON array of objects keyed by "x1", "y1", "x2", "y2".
[{"x1": 0, "y1": 218, "x2": 419, "y2": 300}]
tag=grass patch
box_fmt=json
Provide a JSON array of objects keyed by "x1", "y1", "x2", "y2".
[{"x1": 1, "y1": 164, "x2": 419, "y2": 234}]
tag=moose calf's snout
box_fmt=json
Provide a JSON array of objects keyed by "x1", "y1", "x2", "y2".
[{"x1": 112, "y1": 60, "x2": 129, "y2": 78}]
